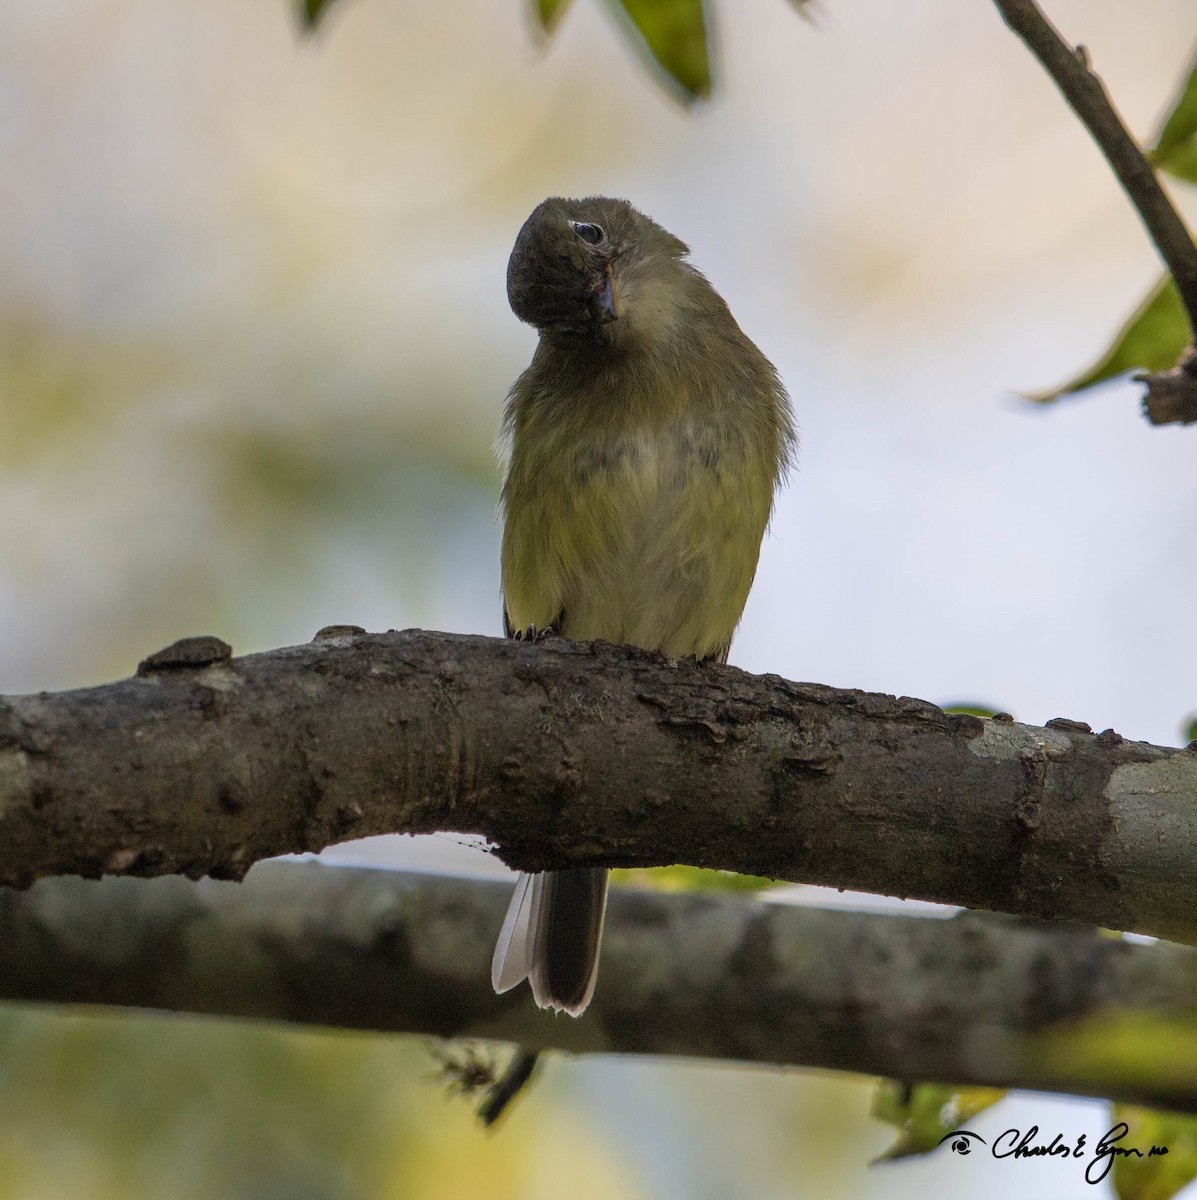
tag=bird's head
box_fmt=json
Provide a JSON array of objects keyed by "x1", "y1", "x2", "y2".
[{"x1": 506, "y1": 197, "x2": 691, "y2": 341}]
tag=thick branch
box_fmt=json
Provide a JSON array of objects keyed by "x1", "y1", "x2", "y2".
[
  {"x1": 2, "y1": 629, "x2": 1197, "y2": 945},
  {"x1": 992, "y1": 0, "x2": 1197, "y2": 338},
  {"x1": 6, "y1": 862, "x2": 1197, "y2": 1112}
]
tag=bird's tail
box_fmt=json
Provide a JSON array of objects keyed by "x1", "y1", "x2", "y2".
[{"x1": 491, "y1": 867, "x2": 609, "y2": 1016}]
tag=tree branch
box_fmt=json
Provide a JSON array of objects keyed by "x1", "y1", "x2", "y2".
[
  {"x1": 6, "y1": 861, "x2": 1197, "y2": 1112},
  {"x1": 1139, "y1": 348, "x2": 1197, "y2": 426},
  {"x1": 992, "y1": 0, "x2": 1197, "y2": 340},
  {"x1": 3, "y1": 628, "x2": 1197, "y2": 946}
]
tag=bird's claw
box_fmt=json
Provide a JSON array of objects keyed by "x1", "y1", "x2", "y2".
[{"x1": 513, "y1": 624, "x2": 555, "y2": 643}]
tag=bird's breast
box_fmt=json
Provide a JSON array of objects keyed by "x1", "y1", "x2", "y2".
[{"x1": 504, "y1": 414, "x2": 772, "y2": 659}]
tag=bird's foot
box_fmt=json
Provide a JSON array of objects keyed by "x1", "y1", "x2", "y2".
[{"x1": 513, "y1": 624, "x2": 555, "y2": 643}]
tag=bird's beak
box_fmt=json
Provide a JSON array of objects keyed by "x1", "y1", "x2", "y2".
[{"x1": 594, "y1": 265, "x2": 620, "y2": 323}]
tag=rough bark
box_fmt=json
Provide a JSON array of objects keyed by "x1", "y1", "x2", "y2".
[
  {"x1": 5, "y1": 861, "x2": 1197, "y2": 1112},
  {"x1": 1, "y1": 628, "x2": 1196, "y2": 946}
]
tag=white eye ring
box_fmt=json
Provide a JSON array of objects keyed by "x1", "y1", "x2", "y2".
[{"x1": 570, "y1": 221, "x2": 605, "y2": 246}]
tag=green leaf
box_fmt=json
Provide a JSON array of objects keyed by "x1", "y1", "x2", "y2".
[
  {"x1": 1183, "y1": 715, "x2": 1197, "y2": 746},
  {"x1": 611, "y1": 865, "x2": 780, "y2": 893},
  {"x1": 1111, "y1": 1105, "x2": 1197, "y2": 1200},
  {"x1": 533, "y1": 0, "x2": 573, "y2": 35},
  {"x1": 1150, "y1": 55, "x2": 1197, "y2": 184},
  {"x1": 608, "y1": 0, "x2": 711, "y2": 101},
  {"x1": 871, "y1": 1080, "x2": 1006, "y2": 1160},
  {"x1": 1026, "y1": 275, "x2": 1189, "y2": 404},
  {"x1": 942, "y1": 703, "x2": 1001, "y2": 719},
  {"x1": 298, "y1": 0, "x2": 339, "y2": 32}
]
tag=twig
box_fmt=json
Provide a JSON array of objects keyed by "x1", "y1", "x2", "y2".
[
  {"x1": 477, "y1": 1050, "x2": 541, "y2": 1126},
  {"x1": 992, "y1": 0, "x2": 1197, "y2": 338}
]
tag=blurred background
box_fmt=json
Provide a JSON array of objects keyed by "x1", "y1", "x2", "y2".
[{"x1": 2, "y1": 0, "x2": 1196, "y2": 1196}]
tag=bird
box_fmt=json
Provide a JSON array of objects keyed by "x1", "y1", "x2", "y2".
[{"x1": 490, "y1": 196, "x2": 796, "y2": 1015}]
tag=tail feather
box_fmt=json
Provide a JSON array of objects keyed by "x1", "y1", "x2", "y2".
[
  {"x1": 491, "y1": 867, "x2": 609, "y2": 1016},
  {"x1": 491, "y1": 871, "x2": 539, "y2": 994}
]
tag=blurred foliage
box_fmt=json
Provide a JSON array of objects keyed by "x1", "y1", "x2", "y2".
[
  {"x1": 603, "y1": 0, "x2": 711, "y2": 101},
  {"x1": 0, "y1": 325, "x2": 177, "y2": 468},
  {"x1": 299, "y1": 0, "x2": 339, "y2": 32},
  {"x1": 1111, "y1": 1105, "x2": 1197, "y2": 1200},
  {"x1": 532, "y1": 0, "x2": 572, "y2": 35},
  {"x1": 941, "y1": 702, "x2": 1001, "y2": 719},
  {"x1": 0, "y1": 1006, "x2": 641, "y2": 1200},
  {"x1": 202, "y1": 419, "x2": 494, "y2": 529},
  {"x1": 301, "y1": 0, "x2": 713, "y2": 98},
  {"x1": 1183, "y1": 715, "x2": 1197, "y2": 745},
  {"x1": 1027, "y1": 277, "x2": 1189, "y2": 404},
  {"x1": 1033, "y1": 1014, "x2": 1197, "y2": 1100},
  {"x1": 612, "y1": 865, "x2": 780, "y2": 892},
  {"x1": 1149, "y1": 52, "x2": 1197, "y2": 184},
  {"x1": 0, "y1": 304, "x2": 500, "y2": 692},
  {"x1": 296, "y1": 0, "x2": 806, "y2": 101},
  {"x1": 0, "y1": 1005, "x2": 414, "y2": 1200},
  {"x1": 870, "y1": 1080, "x2": 1006, "y2": 1160}
]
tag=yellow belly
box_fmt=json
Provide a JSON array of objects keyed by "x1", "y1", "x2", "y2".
[{"x1": 502, "y1": 419, "x2": 773, "y2": 660}]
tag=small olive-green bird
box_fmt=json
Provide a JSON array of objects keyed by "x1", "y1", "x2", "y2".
[{"x1": 490, "y1": 197, "x2": 796, "y2": 1015}]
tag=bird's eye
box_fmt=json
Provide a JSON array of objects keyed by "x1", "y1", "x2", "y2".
[{"x1": 571, "y1": 221, "x2": 605, "y2": 246}]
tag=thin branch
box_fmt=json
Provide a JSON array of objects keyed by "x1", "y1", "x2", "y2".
[
  {"x1": 992, "y1": 0, "x2": 1197, "y2": 338},
  {"x1": 3, "y1": 629, "x2": 1197, "y2": 947},
  {"x1": 477, "y1": 1050, "x2": 541, "y2": 1126},
  {"x1": 5, "y1": 862, "x2": 1197, "y2": 1112}
]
